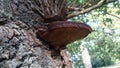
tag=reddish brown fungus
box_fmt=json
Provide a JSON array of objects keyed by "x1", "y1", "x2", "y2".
[{"x1": 36, "y1": 21, "x2": 92, "y2": 50}]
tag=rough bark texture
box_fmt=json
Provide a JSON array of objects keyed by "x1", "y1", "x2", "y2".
[
  {"x1": 60, "y1": 49, "x2": 73, "y2": 68},
  {"x1": 0, "y1": 0, "x2": 64, "y2": 68}
]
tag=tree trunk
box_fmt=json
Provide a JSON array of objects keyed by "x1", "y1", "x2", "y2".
[
  {"x1": 80, "y1": 45, "x2": 92, "y2": 68},
  {"x1": 0, "y1": 0, "x2": 69, "y2": 68},
  {"x1": 60, "y1": 49, "x2": 73, "y2": 68}
]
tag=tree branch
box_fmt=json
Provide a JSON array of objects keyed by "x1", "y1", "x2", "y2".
[
  {"x1": 66, "y1": 0, "x2": 116, "y2": 19},
  {"x1": 107, "y1": 13, "x2": 120, "y2": 20}
]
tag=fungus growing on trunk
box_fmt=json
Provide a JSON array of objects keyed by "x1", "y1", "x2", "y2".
[
  {"x1": 26, "y1": 0, "x2": 92, "y2": 51},
  {"x1": 36, "y1": 21, "x2": 92, "y2": 50}
]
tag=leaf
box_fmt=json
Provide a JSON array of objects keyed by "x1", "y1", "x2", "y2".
[
  {"x1": 105, "y1": 18, "x2": 112, "y2": 23},
  {"x1": 116, "y1": 10, "x2": 120, "y2": 15}
]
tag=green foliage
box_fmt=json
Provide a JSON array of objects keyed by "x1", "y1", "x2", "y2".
[
  {"x1": 87, "y1": 29, "x2": 119, "y2": 67},
  {"x1": 67, "y1": 41, "x2": 81, "y2": 54},
  {"x1": 68, "y1": 0, "x2": 120, "y2": 67},
  {"x1": 67, "y1": 0, "x2": 103, "y2": 8},
  {"x1": 67, "y1": 0, "x2": 83, "y2": 7}
]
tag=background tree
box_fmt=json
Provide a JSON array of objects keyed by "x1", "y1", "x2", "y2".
[
  {"x1": 67, "y1": 0, "x2": 120, "y2": 68},
  {"x1": 0, "y1": 0, "x2": 118, "y2": 68}
]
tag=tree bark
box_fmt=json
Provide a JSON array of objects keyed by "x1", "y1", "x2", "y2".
[
  {"x1": 0, "y1": 0, "x2": 65, "y2": 68},
  {"x1": 60, "y1": 49, "x2": 73, "y2": 68},
  {"x1": 80, "y1": 45, "x2": 92, "y2": 68}
]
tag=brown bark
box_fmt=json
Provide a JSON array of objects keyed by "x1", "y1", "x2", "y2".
[{"x1": 0, "y1": 0, "x2": 65, "y2": 68}]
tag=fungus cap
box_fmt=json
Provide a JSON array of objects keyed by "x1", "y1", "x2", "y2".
[{"x1": 37, "y1": 21, "x2": 92, "y2": 50}]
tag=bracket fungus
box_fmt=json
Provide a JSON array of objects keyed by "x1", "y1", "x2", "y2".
[{"x1": 36, "y1": 19, "x2": 92, "y2": 50}]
